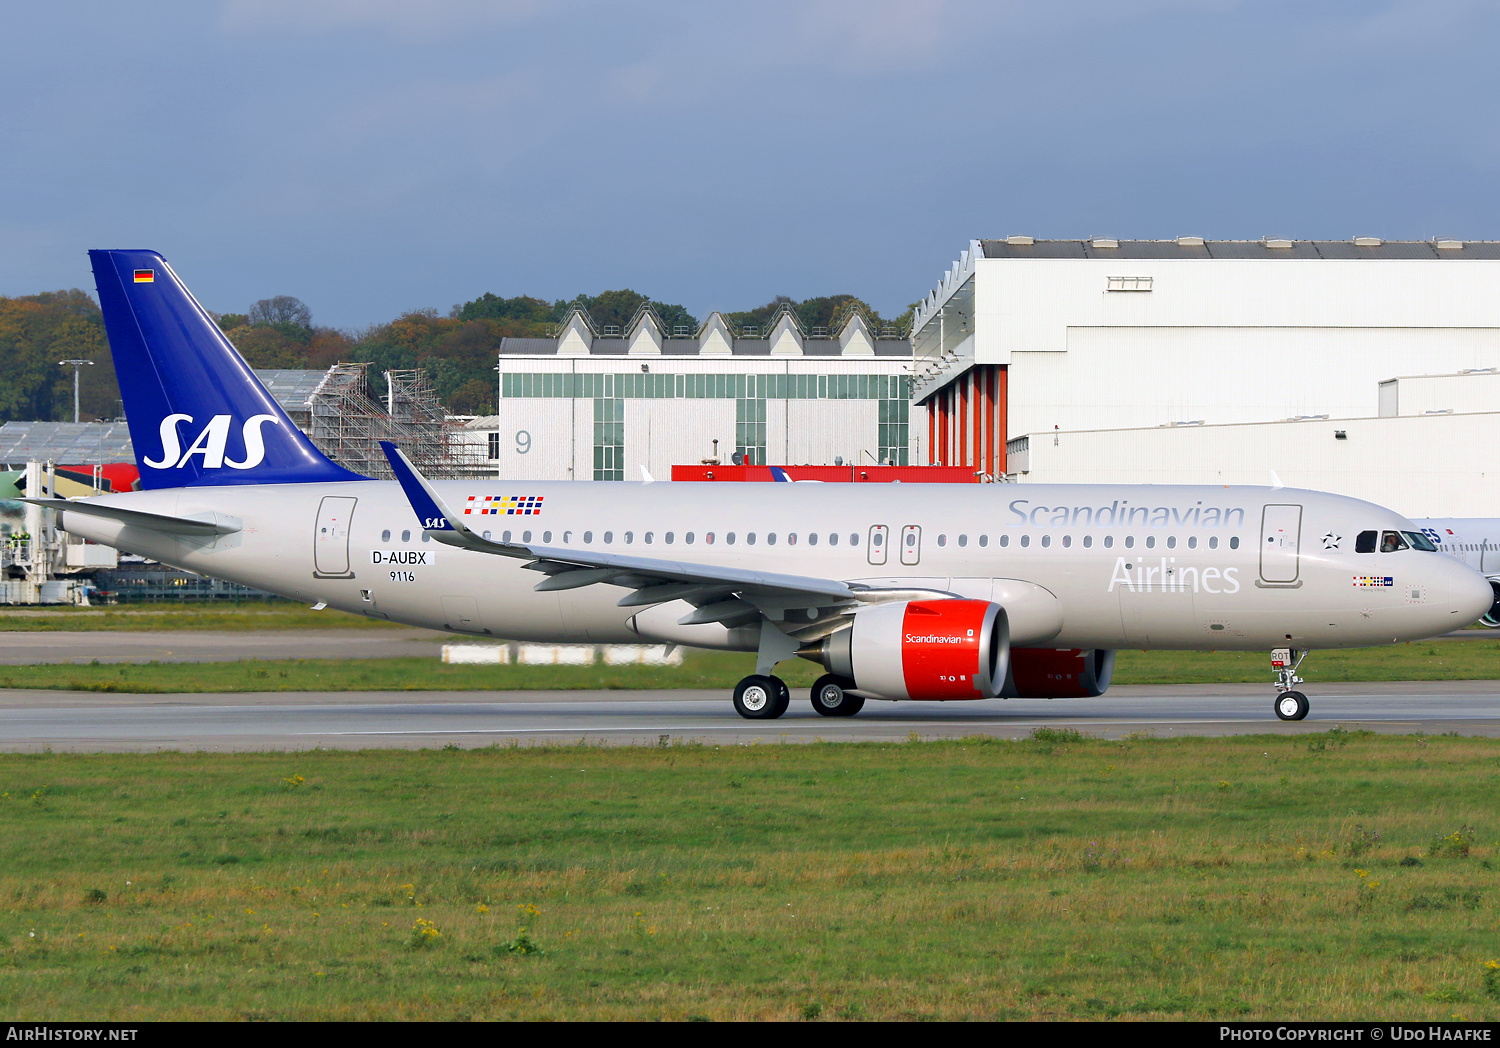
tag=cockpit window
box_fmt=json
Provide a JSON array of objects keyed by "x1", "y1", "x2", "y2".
[
  {"x1": 1355, "y1": 531, "x2": 1376, "y2": 553},
  {"x1": 1380, "y1": 531, "x2": 1408, "y2": 553},
  {"x1": 1402, "y1": 530, "x2": 1438, "y2": 552}
]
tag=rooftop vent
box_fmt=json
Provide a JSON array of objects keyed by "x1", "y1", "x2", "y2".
[
  {"x1": 1176, "y1": 236, "x2": 1205, "y2": 247},
  {"x1": 1005, "y1": 235, "x2": 1034, "y2": 246},
  {"x1": 1091, "y1": 237, "x2": 1119, "y2": 249},
  {"x1": 1263, "y1": 237, "x2": 1294, "y2": 249},
  {"x1": 1353, "y1": 236, "x2": 1382, "y2": 247},
  {"x1": 1424, "y1": 408, "x2": 1454, "y2": 415},
  {"x1": 1460, "y1": 367, "x2": 1497, "y2": 374},
  {"x1": 1436, "y1": 238, "x2": 1464, "y2": 251},
  {"x1": 1170, "y1": 420, "x2": 1205, "y2": 427}
]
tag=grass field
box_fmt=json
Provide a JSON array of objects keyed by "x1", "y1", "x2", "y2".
[
  {"x1": 4, "y1": 639, "x2": 1498, "y2": 694},
  {"x1": 0, "y1": 733, "x2": 1496, "y2": 1020},
  {"x1": 0, "y1": 602, "x2": 400, "y2": 633}
]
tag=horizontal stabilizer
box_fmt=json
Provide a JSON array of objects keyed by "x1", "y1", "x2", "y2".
[{"x1": 21, "y1": 498, "x2": 241, "y2": 536}]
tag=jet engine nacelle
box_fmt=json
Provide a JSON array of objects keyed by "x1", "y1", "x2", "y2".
[
  {"x1": 816, "y1": 599, "x2": 1009, "y2": 701},
  {"x1": 1481, "y1": 577, "x2": 1500, "y2": 628},
  {"x1": 1000, "y1": 648, "x2": 1116, "y2": 698}
]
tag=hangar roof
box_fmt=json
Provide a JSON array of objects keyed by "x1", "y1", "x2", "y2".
[{"x1": 979, "y1": 238, "x2": 1500, "y2": 260}]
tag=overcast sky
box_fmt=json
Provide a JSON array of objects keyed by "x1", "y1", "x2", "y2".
[{"x1": 3, "y1": 1, "x2": 1497, "y2": 328}]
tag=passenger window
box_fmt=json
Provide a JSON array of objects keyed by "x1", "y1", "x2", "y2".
[
  {"x1": 726, "y1": 533, "x2": 736, "y2": 545},
  {"x1": 1104, "y1": 535, "x2": 1113, "y2": 548},
  {"x1": 747, "y1": 533, "x2": 757, "y2": 545},
  {"x1": 1208, "y1": 536, "x2": 1218, "y2": 550},
  {"x1": 422, "y1": 533, "x2": 430, "y2": 542},
  {"x1": 381, "y1": 529, "x2": 391, "y2": 542},
  {"x1": 522, "y1": 531, "x2": 532, "y2": 542},
  {"x1": 482, "y1": 530, "x2": 492, "y2": 540},
  {"x1": 1083, "y1": 535, "x2": 1092, "y2": 548},
  {"x1": 686, "y1": 532, "x2": 694, "y2": 544},
  {"x1": 705, "y1": 532, "x2": 714, "y2": 544},
  {"x1": 1020, "y1": 535, "x2": 1030, "y2": 548},
  {"x1": 644, "y1": 532, "x2": 654, "y2": 544},
  {"x1": 1125, "y1": 536, "x2": 1135, "y2": 549},
  {"x1": 604, "y1": 531, "x2": 613, "y2": 543},
  {"x1": 958, "y1": 535, "x2": 968, "y2": 547},
  {"x1": 584, "y1": 531, "x2": 593, "y2": 543},
  {"x1": 850, "y1": 533, "x2": 859, "y2": 546},
  {"x1": 1041, "y1": 535, "x2": 1051, "y2": 548},
  {"x1": 1380, "y1": 531, "x2": 1408, "y2": 553},
  {"x1": 788, "y1": 534, "x2": 796, "y2": 545},
  {"x1": 979, "y1": 535, "x2": 989, "y2": 547},
  {"x1": 543, "y1": 531, "x2": 552, "y2": 543},
  {"x1": 502, "y1": 530, "x2": 512, "y2": 543},
  {"x1": 767, "y1": 533, "x2": 776, "y2": 545},
  {"x1": 563, "y1": 531, "x2": 572, "y2": 543},
  {"x1": 826, "y1": 533, "x2": 835, "y2": 546},
  {"x1": 625, "y1": 531, "x2": 634, "y2": 544},
  {"x1": 665, "y1": 532, "x2": 674, "y2": 544},
  {"x1": 1062, "y1": 535, "x2": 1071, "y2": 548},
  {"x1": 1145, "y1": 535, "x2": 1155, "y2": 549},
  {"x1": 872, "y1": 532, "x2": 884, "y2": 547},
  {"x1": 1000, "y1": 534, "x2": 1010, "y2": 547},
  {"x1": 1166, "y1": 536, "x2": 1176, "y2": 549},
  {"x1": 1229, "y1": 536, "x2": 1240, "y2": 550},
  {"x1": 937, "y1": 535, "x2": 947, "y2": 547},
  {"x1": 808, "y1": 533, "x2": 817, "y2": 546},
  {"x1": 1187, "y1": 536, "x2": 1196, "y2": 549},
  {"x1": 1355, "y1": 530, "x2": 1376, "y2": 553},
  {"x1": 401, "y1": 530, "x2": 411, "y2": 542}
]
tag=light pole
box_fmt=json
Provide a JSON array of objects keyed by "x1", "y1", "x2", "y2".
[{"x1": 58, "y1": 360, "x2": 94, "y2": 423}]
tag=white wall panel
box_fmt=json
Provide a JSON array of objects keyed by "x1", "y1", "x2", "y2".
[
  {"x1": 493, "y1": 400, "x2": 572, "y2": 480},
  {"x1": 1388, "y1": 371, "x2": 1500, "y2": 416},
  {"x1": 787, "y1": 400, "x2": 875, "y2": 465},
  {"x1": 625, "y1": 400, "x2": 735, "y2": 479},
  {"x1": 1007, "y1": 326, "x2": 1500, "y2": 439}
]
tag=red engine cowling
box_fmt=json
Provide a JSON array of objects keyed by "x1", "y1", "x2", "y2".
[
  {"x1": 818, "y1": 599, "x2": 1009, "y2": 700},
  {"x1": 1000, "y1": 648, "x2": 1116, "y2": 698}
]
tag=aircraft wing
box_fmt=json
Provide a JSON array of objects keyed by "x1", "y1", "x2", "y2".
[
  {"x1": 20, "y1": 497, "x2": 241, "y2": 536},
  {"x1": 381, "y1": 442, "x2": 944, "y2": 633}
]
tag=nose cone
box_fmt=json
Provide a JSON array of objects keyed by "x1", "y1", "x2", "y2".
[{"x1": 1451, "y1": 565, "x2": 1497, "y2": 626}]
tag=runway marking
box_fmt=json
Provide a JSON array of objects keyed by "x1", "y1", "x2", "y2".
[{"x1": 288, "y1": 718, "x2": 1339, "y2": 737}]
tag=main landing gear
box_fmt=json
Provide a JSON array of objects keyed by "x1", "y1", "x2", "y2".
[
  {"x1": 733, "y1": 674, "x2": 790, "y2": 719},
  {"x1": 730, "y1": 674, "x2": 867, "y2": 719},
  {"x1": 810, "y1": 674, "x2": 864, "y2": 718},
  {"x1": 1271, "y1": 647, "x2": 1310, "y2": 721}
]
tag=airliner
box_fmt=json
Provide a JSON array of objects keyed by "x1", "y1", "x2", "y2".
[
  {"x1": 1413, "y1": 519, "x2": 1500, "y2": 626},
  {"x1": 25, "y1": 251, "x2": 1496, "y2": 723}
]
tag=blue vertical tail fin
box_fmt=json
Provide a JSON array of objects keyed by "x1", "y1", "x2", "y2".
[{"x1": 89, "y1": 249, "x2": 364, "y2": 489}]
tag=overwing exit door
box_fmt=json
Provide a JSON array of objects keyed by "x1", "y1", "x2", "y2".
[
  {"x1": 900, "y1": 525, "x2": 922, "y2": 566},
  {"x1": 867, "y1": 525, "x2": 888, "y2": 566},
  {"x1": 1259, "y1": 504, "x2": 1302, "y2": 584},
  {"x1": 314, "y1": 496, "x2": 357, "y2": 578}
]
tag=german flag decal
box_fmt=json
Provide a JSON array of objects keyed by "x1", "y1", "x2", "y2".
[{"x1": 134, "y1": 269, "x2": 154, "y2": 283}]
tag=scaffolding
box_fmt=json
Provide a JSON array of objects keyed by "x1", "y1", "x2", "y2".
[{"x1": 308, "y1": 363, "x2": 489, "y2": 480}]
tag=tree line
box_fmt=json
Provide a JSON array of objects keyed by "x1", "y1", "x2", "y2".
[{"x1": 0, "y1": 286, "x2": 913, "y2": 424}]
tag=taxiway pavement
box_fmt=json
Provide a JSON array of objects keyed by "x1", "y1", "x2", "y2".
[{"x1": 0, "y1": 680, "x2": 1496, "y2": 751}]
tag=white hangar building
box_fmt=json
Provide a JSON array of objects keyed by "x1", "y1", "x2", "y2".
[
  {"x1": 909, "y1": 237, "x2": 1500, "y2": 511},
  {"x1": 487, "y1": 305, "x2": 915, "y2": 481}
]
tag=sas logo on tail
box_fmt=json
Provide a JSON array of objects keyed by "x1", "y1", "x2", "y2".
[{"x1": 143, "y1": 414, "x2": 281, "y2": 470}]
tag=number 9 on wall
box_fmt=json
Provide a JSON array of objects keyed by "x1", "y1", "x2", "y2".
[{"x1": 516, "y1": 430, "x2": 531, "y2": 455}]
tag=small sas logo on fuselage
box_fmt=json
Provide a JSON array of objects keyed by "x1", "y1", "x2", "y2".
[
  {"x1": 1353, "y1": 576, "x2": 1394, "y2": 587},
  {"x1": 464, "y1": 495, "x2": 544, "y2": 516}
]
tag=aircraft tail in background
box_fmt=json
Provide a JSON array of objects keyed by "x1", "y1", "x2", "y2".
[{"x1": 88, "y1": 249, "x2": 363, "y2": 490}]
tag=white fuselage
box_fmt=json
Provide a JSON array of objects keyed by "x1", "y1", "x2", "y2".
[{"x1": 59, "y1": 481, "x2": 1493, "y2": 652}]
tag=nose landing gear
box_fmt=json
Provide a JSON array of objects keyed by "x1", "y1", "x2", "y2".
[{"x1": 1271, "y1": 647, "x2": 1310, "y2": 721}]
